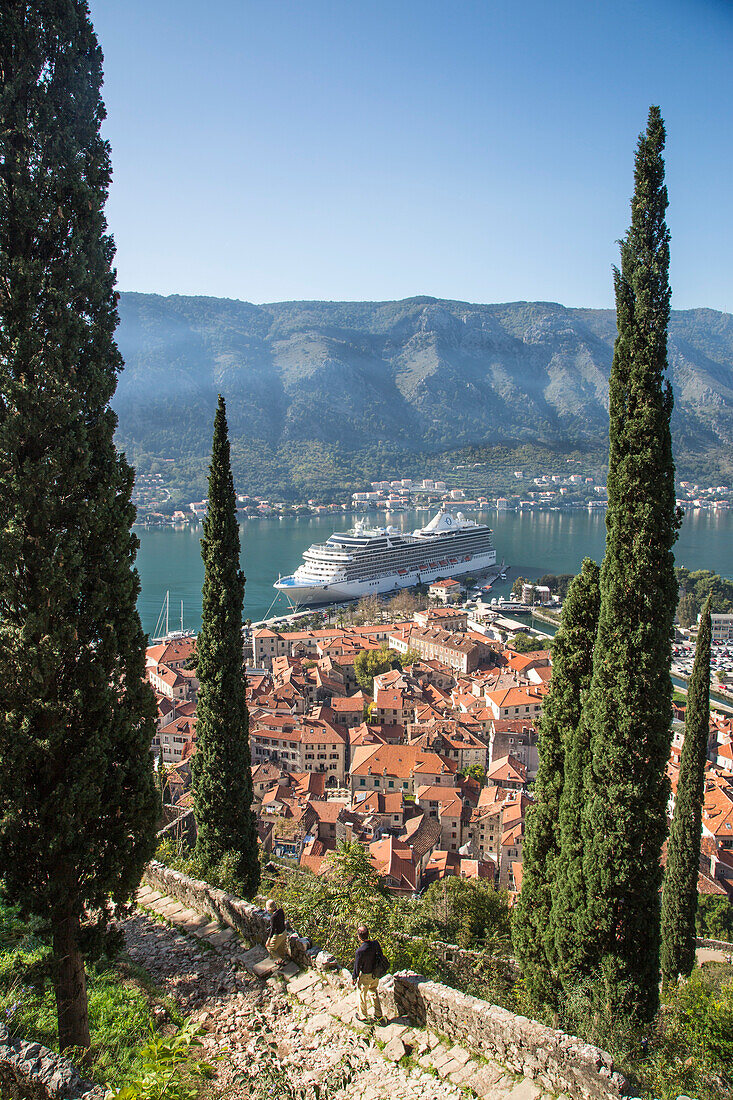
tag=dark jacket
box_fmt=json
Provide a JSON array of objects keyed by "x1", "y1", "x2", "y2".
[
  {"x1": 269, "y1": 907, "x2": 285, "y2": 936},
  {"x1": 353, "y1": 939, "x2": 380, "y2": 980}
]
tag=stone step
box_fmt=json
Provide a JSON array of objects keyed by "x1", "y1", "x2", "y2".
[
  {"x1": 194, "y1": 921, "x2": 223, "y2": 939},
  {"x1": 252, "y1": 957, "x2": 281, "y2": 979},
  {"x1": 286, "y1": 972, "x2": 321, "y2": 994},
  {"x1": 178, "y1": 910, "x2": 212, "y2": 932},
  {"x1": 207, "y1": 927, "x2": 238, "y2": 947},
  {"x1": 137, "y1": 888, "x2": 164, "y2": 905},
  {"x1": 240, "y1": 944, "x2": 269, "y2": 967},
  {"x1": 136, "y1": 885, "x2": 160, "y2": 902}
]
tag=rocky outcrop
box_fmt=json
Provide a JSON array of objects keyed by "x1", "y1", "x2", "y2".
[{"x1": 0, "y1": 1026, "x2": 104, "y2": 1100}]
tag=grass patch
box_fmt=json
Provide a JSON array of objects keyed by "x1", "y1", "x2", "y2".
[{"x1": 0, "y1": 896, "x2": 181, "y2": 1090}]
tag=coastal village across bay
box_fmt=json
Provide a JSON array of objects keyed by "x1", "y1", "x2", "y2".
[{"x1": 132, "y1": 469, "x2": 732, "y2": 526}]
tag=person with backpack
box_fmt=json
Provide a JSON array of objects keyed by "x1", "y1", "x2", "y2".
[{"x1": 352, "y1": 924, "x2": 388, "y2": 1022}]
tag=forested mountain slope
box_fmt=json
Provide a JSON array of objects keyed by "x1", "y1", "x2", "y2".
[{"x1": 113, "y1": 294, "x2": 733, "y2": 484}]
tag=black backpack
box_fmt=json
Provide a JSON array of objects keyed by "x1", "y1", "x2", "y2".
[{"x1": 372, "y1": 942, "x2": 390, "y2": 979}]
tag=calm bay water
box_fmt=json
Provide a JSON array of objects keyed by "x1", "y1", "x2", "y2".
[{"x1": 134, "y1": 507, "x2": 733, "y2": 637}]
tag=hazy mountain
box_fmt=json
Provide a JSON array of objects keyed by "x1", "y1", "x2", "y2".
[{"x1": 113, "y1": 293, "x2": 733, "y2": 477}]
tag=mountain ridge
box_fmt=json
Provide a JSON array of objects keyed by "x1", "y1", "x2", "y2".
[{"x1": 113, "y1": 293, "x2": 733, "y2": 493}]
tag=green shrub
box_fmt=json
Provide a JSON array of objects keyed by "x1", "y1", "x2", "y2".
[
  {"x1": 696, "y1": 895, "x2": 733, "y2": 941},
  {"x1": 105, "y1": 1018, "x2": 214, "y2": 1100}
]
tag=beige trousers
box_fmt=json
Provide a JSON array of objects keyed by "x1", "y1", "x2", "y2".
[
  {"x1": 266, "y1": 932, "x2": 288, "y2": 961},
  {"x1": 357, "y1": 971, "x2": 382, "y2": 1018}
]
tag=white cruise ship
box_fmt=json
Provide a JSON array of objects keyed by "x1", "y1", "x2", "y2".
[{"x1": 274, "y1": 506, "x2": 496, "y2": 607}]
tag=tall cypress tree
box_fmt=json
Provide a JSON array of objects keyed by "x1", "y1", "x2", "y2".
[
  {"x1": 660, "y1": 594, "x2": 712, "y2": 983},
  {"x1": 192, "y1": 396, "x2": 260, "y2": 897},
  {"x1": 578, "y1": 107, "x2": 680, "y2": 1022},
  {"x1": 548, "y1": 561, "x2": 600, "y2": 993},
  {"x1": 513, "y1": 558, "x2": 600, "y2": 1007},
  {"x1": 0, "y1": 1, "x2": 158, "y2": 1050}
]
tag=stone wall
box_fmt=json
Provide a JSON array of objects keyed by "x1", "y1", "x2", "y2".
[
  {"x1": 378, "y1": 973, "x2": 628, "y2": 1100},
  {"x1": 696, "y1": 935, "x2": 733, "y2": 952},
  {"x1": 143, "y1": 861, "x2": 338, "y2": 972},
  {"x1": 0, "y1": 1025, "x2": 104, "y2": 1100},
  {"x1": 143, "y1": 861, "x2": 628, "y2": 1099}
]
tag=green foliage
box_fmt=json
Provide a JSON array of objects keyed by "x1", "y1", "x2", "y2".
[
  {"x1": 676, "y1": 568, "x2": 733, "y2": 627},
  {"x1": 260, "y1": 845, "x2": 514, "y2": 1005},
  {"x1": 513, "y1": 560, "x2": 600, "y2": 1007},
  {"x1": 632, "y1": 968, "x2": 733, "y2": 1100},
  {"x1": 263, "y1": 843, "x2": 391, "y2": 965},
  {"x1": 403, "y1": 878, "x2": 512, "y2": 954},
  {"x1": 398, "y1": 647, "x2": 423, "y2": 669},
  {"x1": 578, "y1": 107, "x2": 680, "y2": 1023},
  {"x1": 0, "y1": 0, "x2": 158, "y2": 1050},
  {"x1": 511, "y1": 576, "x2": 529, "y2": 598},
  {"x1": 192, "y1": 397, "x2": 260, "y2": 897},
  {"x1": 155, "y1": 838, "x2": 254, "y2": 898},
  {"x1": 106, "y1": 1018, "x2": 214, "y2": 1100},
  {"x1": 696, "y1": 896, "x2": 733, "y2": 941},
  {"x1": 0, "y1": 896, "x2": 180, "y2": 1089},
  {"x1": 510, "y1": 631, "x2": 545, "y2": 654},
  {"x1": 661, "y1": 596, "x2": 712, "y2": 982},
  {"x1": 549, "y1": 965, "x2": 733, "y2": 1100},
  {"x1": 462, "y1": 764, "x2": 486, "y2": 786},
  {"x1": 354, "y1": 645, "x2": 401, "y2": 694}
]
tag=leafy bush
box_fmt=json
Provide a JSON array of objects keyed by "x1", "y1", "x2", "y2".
[
  {"x1": 550, "y1": 966, "x2": 733, "y2": 1100},
  {"x1": 696, "y1": 895, "x2": 733, "y2": 941},
  {"x1": 106, "y1": 1018, "x2": 214, "y2": 1100},
  {"x1": 154, "y1": 838, "x2": 250, "y2": 898}
]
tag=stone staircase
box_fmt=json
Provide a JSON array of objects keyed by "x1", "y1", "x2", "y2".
[{"x1": 134, "y1": 883, "x2": 546, "y2": 1100}]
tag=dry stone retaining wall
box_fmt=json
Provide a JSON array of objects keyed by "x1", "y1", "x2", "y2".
[
  {"x1": 379, "y1": 973, "x2": 628, "y2": 1100},
  {"x1": 0, "y1": 1025, "x2": 104, "y2": 1100},
  {"x1": 143, "y1": 860, "x2": 338, "y2": 971},
  {"x1": 142, "y1": 861, "x2": 629, "y2": 1099}
]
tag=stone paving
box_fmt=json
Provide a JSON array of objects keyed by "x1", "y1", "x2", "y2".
[{"x1": 129, "y1": 884, "x2": 548, "y2": 1100}]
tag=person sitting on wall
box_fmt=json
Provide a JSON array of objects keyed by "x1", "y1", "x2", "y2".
[{"x1": 265, "y1": 898, "x2": 289, "y2": 966}]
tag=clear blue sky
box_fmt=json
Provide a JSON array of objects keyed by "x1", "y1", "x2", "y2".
[{"x1": 90, "y1": 0, "x2": 732, "y2": 311}]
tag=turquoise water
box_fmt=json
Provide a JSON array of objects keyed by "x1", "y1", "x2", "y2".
[{"x1": 134, "y1": 507, "x2": 733, "y2": 636}]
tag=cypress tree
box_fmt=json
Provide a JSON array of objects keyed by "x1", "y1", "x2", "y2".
[
  {"x1": 513, "y1": 559, "x2": 600, "y2": 1007},
  {"x1": 577, "y1": 106, "x2": 680, "y2": 1022},
  {"x1": 548, "y1": 561, "x2": 600, "y2": 993},
  {"x1": 0, "y1": 1, "x2": 158, "y2": 1050},
  {"x1": 192, "y1": 396, "x2": 260, "y2": 897},
  {"x1": 660, "y1": 594, "x2": 712, "y2": 983}
]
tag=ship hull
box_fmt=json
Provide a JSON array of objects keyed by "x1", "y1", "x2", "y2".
[{"x1": 274, "y1": 549, "x2": 497, "y2": 607}]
